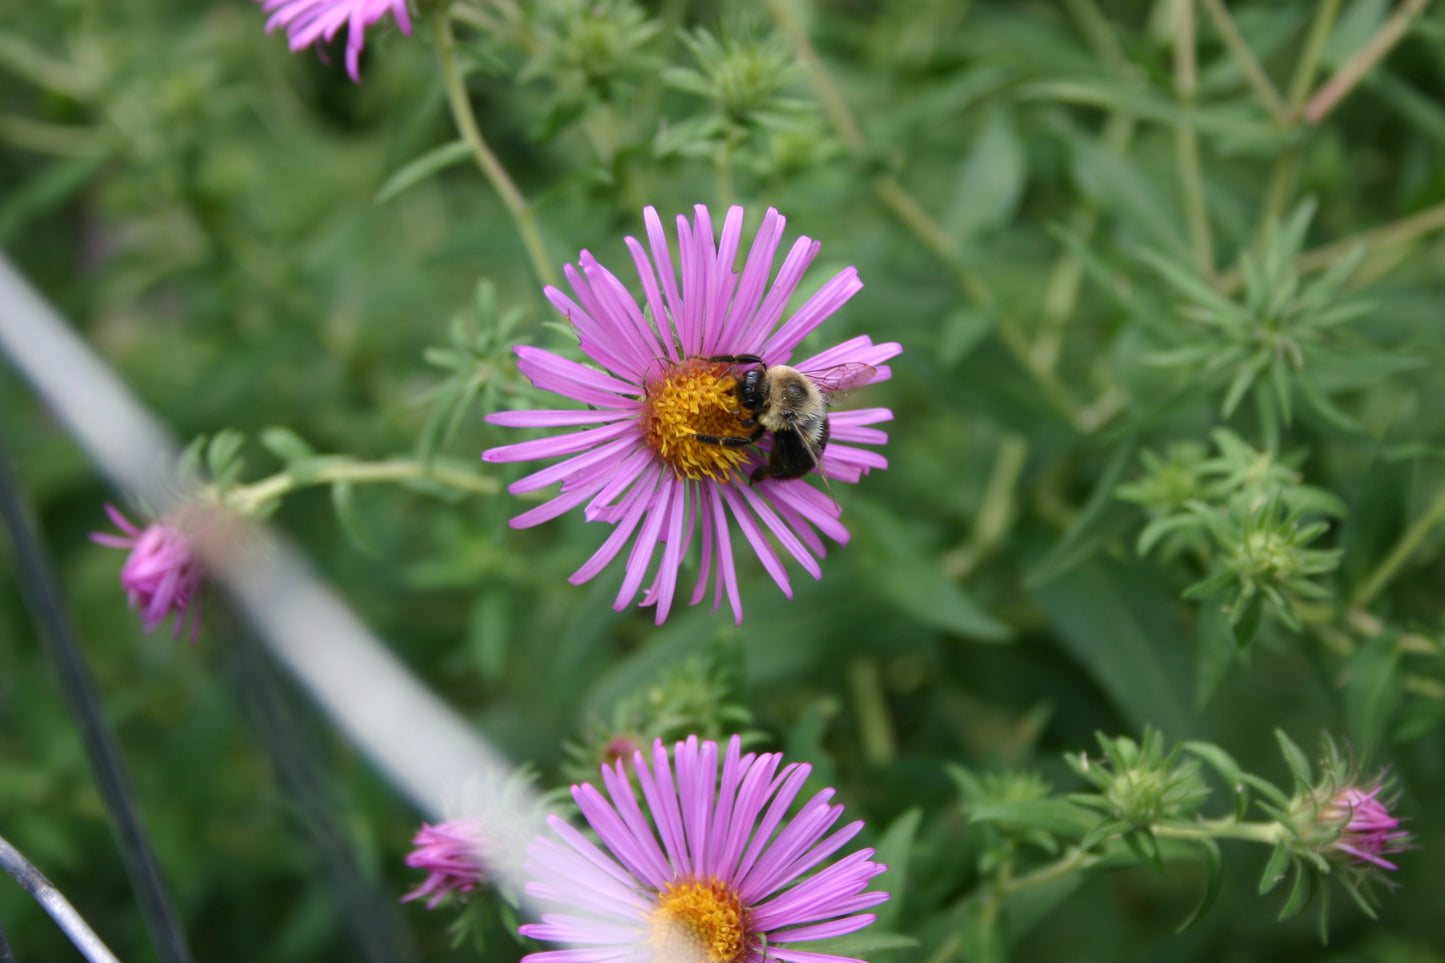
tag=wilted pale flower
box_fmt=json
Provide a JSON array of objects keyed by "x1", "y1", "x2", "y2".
[
  {"x1": 520, "y1": 734, "x2": 888, "y2": 963},
  {"x1": 255, "y1": 0, "x2": 412, "y2": 82},
  {"x1": 1320, "y1": 783, "x2": 1408, "y2": 871},
  {"x1": 402, "y1": 820, "x2": 489, "y2": 909},
  {"x1": 91, "y1": 504, "x2": 203, "y2": 640},
  {"x1": 484, "y1": 205, "x2": 900, "y2": 624}
]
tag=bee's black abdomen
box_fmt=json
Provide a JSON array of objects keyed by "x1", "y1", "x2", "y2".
[{"x1": 750, "y1": 427, "x2": 821, "y2": 483}]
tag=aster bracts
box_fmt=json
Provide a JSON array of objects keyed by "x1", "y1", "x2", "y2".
[
  {"x1": 520, "y1": 734, "x2": 888, "y2": 963},
  {"x1": 483, "y1": 205, "x2": 901, "y2": 624},
  {"x1": 256, "y1": 0, "x2": 412, "y2": 81},
  {"x1": 91, "y1": 504, "x2": 204, "y2": 640}
]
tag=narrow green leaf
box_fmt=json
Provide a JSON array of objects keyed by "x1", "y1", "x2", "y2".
[
  {"x1": 331, "y1": 480, "x2": 379, "y2": 557},
  {"x1": 1258, "y1": 841, "x2": 1291, "y2": 895},
  {"x1": 1231, "y1": 592, "x2": 1263, "y2": 648},
  {"x1": 968, "y1": 799, "x2": 1097, "y2": 841},
  {"x1": 374, "y1": 140, "x2": 472, "y2": 203},
  {"x1": 1277, "y1": 861, "x2": 1314, "y2": 920},
  {"x1": 871, "y1": 809, "x2": 921, "y2": 931},
  {"x1": 260, "y1": 426, "x2": 317, "y2": 464},
  {"x1": 1177, "y1": 837, "x2": 1223, "y2": 932},
  {"x1": 1274, "y1": 729, "x2": 1313, "y2": 789},
  {"x1": 949, "y1": 106, "x2": 1026, "y2": 244}
]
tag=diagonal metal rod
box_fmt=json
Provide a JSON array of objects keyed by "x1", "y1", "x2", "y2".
[
  {"x1": 0, "y1": 248, "x2": 545, "y2": 930},
  {"x1": 0, "y1": 832, "x2": 121, "y2": 963},
  {"x1": 0, "y1": 431, "x2": 192, "y2": 963}
]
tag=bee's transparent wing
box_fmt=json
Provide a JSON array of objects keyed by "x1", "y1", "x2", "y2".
[{"x1": 802, "y1": 361, "x2": 878, "y2": 395}]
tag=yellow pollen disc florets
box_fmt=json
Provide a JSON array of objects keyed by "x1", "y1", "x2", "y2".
[
  {"x1": 639, "y1": 358, "x2": 752, "y2": 482},
  {"x1": 647, "y1": 878, "x2": 752, "y2": 963}
]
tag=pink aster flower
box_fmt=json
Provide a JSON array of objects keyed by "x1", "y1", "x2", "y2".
[
  {"x1": 520, "y1": 734, "x2": 888, "y2": 963},
  {"x1": 483, "y1": 205, "x2": 901, "y2": 625},
  {"x1": 91, "y1": 504, "x2": 203, "y2": 640},
  {"x1": 256, "y1": 0, "x2": 413, "y2": 82},
  {"x1": 1320, "y1": 783, "x2": 1409, "y2": 871},
  {"x1": 402, "y1": 819, "x2": 489, "y2": 909}
]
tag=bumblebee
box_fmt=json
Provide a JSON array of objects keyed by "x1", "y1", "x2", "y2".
[{"x1": 693, "y1": 354, "x2": 873, "y2": 483}]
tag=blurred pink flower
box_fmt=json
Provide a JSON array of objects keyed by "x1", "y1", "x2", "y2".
[
  {"x1": 520, "y1": 735, "x2": 888, "y2": 963},
  {"x1": 402, "y1": 819, "x2": 489, "y2": 909},
  {"x1": 1322, "y1": 783, "x2": 1408, "y2": 871},
  {"x1": 484, "y1": 205, "x2": 900, "y2": 625},
  {"x1": 91, "y1": 505, "x2": 203, "y2": 640},
  {"x1": 256, "y1": 0, "x2": 412, "y2": 82}
]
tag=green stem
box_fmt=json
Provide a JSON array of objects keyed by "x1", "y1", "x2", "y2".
[
  {"x1": 433, "y1": 13, "x2": 557, "y2": 290},
  {"x1": 764, "y1": 0, "x2": 865, "y2": 153},
  {"x1": 1303, "y1": 0, "x2": 1432, "y2": 125},
  {"x1": 1199, "y1": 0, "x2": 1288, "y2": 123},
  {"x1": 999, "y1": 846, "x2": 1099, "y2": 898},
  {"x1": 1154, "y1": 819, "x2": 1283, "y2": 846},
  {"x1": 1285, "y1": 0, "x2": 1343, "y2": 112},
  {"x1": 1350, "y1": 479, "x2": 1445, "y2": 610},
  {"x1": 1220, "y1": 198, "x2": 1445, "y2": 293},
  {"x1": 847, "y1": 657, "x2": 896, "y2": 767},
  {"x1": 716, "y1": 137, "x2": 736, "y2": 210},
  {"x1": 1252, "y1": 0, "x2": 1341, "y2": 238},
  {"x1": 228, "y1": 459, "x2": 499, "y2": 516},
  {"x1": 943, "y1": 433, "x2": 1029, "y2": 581},
  {"x1": 1174, "y1": 1, "x2": 1215, "y2": 278}
]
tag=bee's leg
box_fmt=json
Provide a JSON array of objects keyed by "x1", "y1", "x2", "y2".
[
  {"x1": 704, "y1": 354, "x2": 766, "y2": 366},
  {"x1": 691, "y1": 432, "x2": 755, "y2": 448}
]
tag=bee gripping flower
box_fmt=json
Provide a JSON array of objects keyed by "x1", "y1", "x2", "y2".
[
  {"x1": 402, "y1": 819, "x2": 490, "y2": 909},
  {"x1": 255, "y1": 0, "x2": 412, "y2": 81},
  {"x1": 483, "y1": 205, "x2": 901, "y2": 625},
  {"x1": 91, "y1": 504, "x2": 203, "y2": 640},
  {"x1": 520, "y1": 734, "x2": 889, "y2": 963}
]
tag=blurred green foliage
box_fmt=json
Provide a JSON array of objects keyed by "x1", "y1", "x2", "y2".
[{"x1": 3, "y1": 1, "x2": 1445, "y2": 962}]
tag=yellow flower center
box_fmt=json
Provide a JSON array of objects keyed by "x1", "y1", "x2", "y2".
[
  {"x1": 639, "y1": 358, "x2": 752, "y2": 481},
  {"x1": 647, "y1": 878, "x2": 752, "y2": 963}
]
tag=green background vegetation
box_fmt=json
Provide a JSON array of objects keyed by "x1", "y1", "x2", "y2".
[{"x1": 2, "y1": 1, "x2": 1445, "y2": 961}]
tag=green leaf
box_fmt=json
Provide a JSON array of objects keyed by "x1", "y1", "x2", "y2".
[
  {"x1": 207, "y1": 430, "x2": 246, "y2": 488},
  {"x1": 1275, "y1": 729, "x2": 1314, "y2": 790},
  {"x1": 1184, "y1": 741, "x2": 1248, "y2": 818},
  {"x1": 1176, "y1": 837, "x2": 1223, "y2": 932},
  {"x1": 1031, "y1": 559, "x2": 1200, "y2": 738},
  {"x1": 1231, "y1": 591, "x2": 1263, "y2": 648},
  {"x1": 803, "y1": 933, "x2": 919, "y2": 957},
  {"x1": 871, "y1": 809, "x2": 921, "y2": 931},
  {"x1": 849, "y1": 501, "x2": 1012, "y2": 642},
  {"x1": 948, "y1": 106, "x2": 1026, "y2": 244},
  {"x1": 967, "y1": 799, "x2": 1097, "y2": 841},
  {"x1": 374, "y1": 140, "x2": 473, "y2": 204},
  {"x1": 259, "y1": 427, "x2": 317, "y2": 465},
  {"x1": 938, "y1": 307, "x2": 995, "y2": 367},
  {"x1": 1258, "y1": 841, "x2": 1291, "y2": 895},
  {"x1": 331, "y1": 480, "x2": 379, "y2": 558},
  {"x1": 1277, "y1": 860, "x2": 1315, "y2": 920},
  {"x1": 1026, "y1": 441, "x2": 1139, "y2": 587},
  {"x1": 1344, "y1": 629, "x2": 1404, "y2": 754}
]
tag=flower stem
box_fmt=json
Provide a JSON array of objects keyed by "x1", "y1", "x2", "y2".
[
  {"x1": 1154, "y1": 819, "x2": 1284, "y2": 846},
  {"x1": 764, "y1": 0, "x2": 864, "y2": 153},
  {"x1": 1252, "y1": 0, "x2": 1341, "y2": 239},
  {"x1": 999, "y1": 846, "x2": 1100, "y2": 898},
  {"x1": 1199, "y1": 0, "x2": 1288, "y2": 123},
  {"x1": 1350, "y1": 479, "x2": 1445, "y2": 610},
  {"x1": 1174, "y1": 1, "x2": 1215, "y2": 279},
  {"x1": 1303, "y1": 0, "x2": 1432, "y2": 125},
  {"x1": 228, "y1": 459, "x2": 499, "y2": 516},
  {"x1": 432, "y1": 13, "x2": 557, "y2": 290},
  {"x1": 1220, "y1": 199, "x2": 1445, "y2": 294}
]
